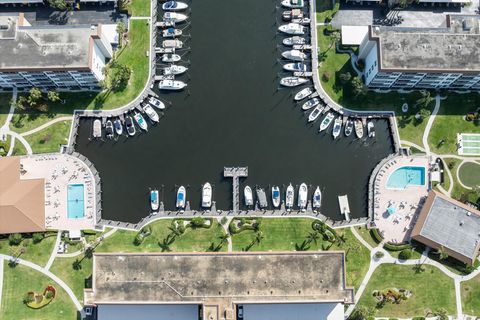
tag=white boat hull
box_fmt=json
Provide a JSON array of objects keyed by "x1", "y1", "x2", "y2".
[
  {"x1": 158, "y1": 80, "x2": 187, "y2": 90},
  {"x1": 280, "y1": 77, "x2": 308, "y2": 87},
  {"x1": 244, "y1": 186, "x2": 253, "y2": 206},
  {"x1": 294, "y1": 87, "x2": 313, "y2": 101},
  {"x1": 176, "y1": 186, "x2": 186, "y2": 209},
  {"x1": 202, "y1": 183, "x2": 212, "y2": 208},
  {"x1": 298, "y1": 183, "x2": 308, "y2": 209},
  {"x1": 162, "y1": 1, "x2": 188, "y2": 11}
]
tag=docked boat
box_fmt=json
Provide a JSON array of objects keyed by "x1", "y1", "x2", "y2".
[
  {"x1": 344, "y1": 119, "x2": 354, "y2": 137},
  {"x1": 162, "y1": 39, "x2": 183, "y2": 49},
  {"x1": 312, "y1": 186, "x2": 321, "y2": 209},
  {"x1": 283, "y1": 36, "x2": 306, "y2": 46},
  {"x1": 158, "y1": 79, "x2": 187, "y2": 90},
  {"x1": 125, "y1": 115, "x2": 136, "y2": 136},
  {"x1": 162, "y1": 53, "x2": 181, "y2": 63},
  {"x1": 113, "y1": 119, "x2": 123, "y2": 136},
  {"x1": 105, "y1": 120, "x2": 114, "y2": 139},
  {"x1": 92, "y1": 119, "x2": 101, "y2": 138},
  {"x1": 283, "y1": 62, "x2": 307, "y2": 72},
  {"x1": 367, "y1": 121, "x2": 376, "y2": 138},
  {"x1": 285, "y1": 184, "x2": 294, "y2": 209},
  {"x1": 164, "y1": 64, "x2": 188, "y2": 75},
  {"x1": 282, "y1": 49, "x2": 307, "y2": 61},
  {"x1": 280, "y1": 76, "x2": 308, "y2": 87},
  {"x1": 134, "y1": 112, "x2": 148, "y2": 131},
  {"x1": 301, "y1": 97, "x2": 320, "y2": 111},
  {"x1": 163, "y1": 12, "x2": 188, "y2": 23},
  {"x1": 176, "y1": 186, "x2": 186, "y2": 209},
  {"x1": 142, "y1": 104, "x2": 159, "y2": 123},
  {"x1": 149, "y1": 96, "x2": 166, "y2": 110},
  {"x1": 278, "y1": 23, "x2": 304, "y2": 35},
  {"x1": 202, "y1": 182, "x2": 212, "y2": 208},
  {"x1": 162, "y1": 1, "x2": 188, "y2": 11},
  {"x1": 282, "y1": 10, "x2": 292, "y2": 21},
  {"x1": 332, "y1": 117, "x2": 342, "y2": 139},
  {"x1": 319, "y1": 112, "x2": 335, "y2": 132},
  {"x1": 282, "y1": 0, "x2": 304, "y2": 8},
  {"x1": 294, "y1": 87, "x2": 313, "y2": 101},
  {"x1": 244, "y1": 186, "x2": 253, "y2": 206},
  {"x1": 308, "y1": 105, "x2": 324, "y2": 122},
  {"x1": 162, "y1": 27, "x2": 182, "y2": 38},
  {"x1": 355, "y1": 119, "x2": 364, "y2": 139},
  {"x1": 291, "y1": 17, "x2": 311, "y2": 25},
  {"x1": 298, "y1": 183, "x2": 308, "y2": 209},
  {"x1": 272, "y1": 186, "x2": 280, "y2": 208},
  {"x1": 256, "y1": 188, "x2": 268, "y2": 209},
  {"x1": 150, "y1": 189, "x2": 159, "y2": 211}
]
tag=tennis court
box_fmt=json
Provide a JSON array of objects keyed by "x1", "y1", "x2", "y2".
[{"x1": 457, "y1": 133, "x2": 480, "y2": 156}]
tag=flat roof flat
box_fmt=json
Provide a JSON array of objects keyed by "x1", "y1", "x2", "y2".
[
  {"x1": 92, "y1": 252, "x2": 354, "y2": 305},
  {"x1": 341, "y1": 25, "x2": 369, "y2": 45}
]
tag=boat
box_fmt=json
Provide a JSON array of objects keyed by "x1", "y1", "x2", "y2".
[
  {"x1": 256, "y1": 188, "x2": 268, "y2": 209},
  {"x1": 134, "y1": 112, "x2": 148, "y2": 131},
  {"x1": 282, "y1": 10, "x2": 292, "y2": 21},
  {"x1": 319, "y1": 112, "x2": 335, "y2": 132},
  {"x1": 142, "y1": 104, "x2": 159, "y2": 123},
  {"x1": 162, "y1": 1, "x2": 188, "y2": 11},
  {"x1": 150, "y1": 189, "x2": 159, "y2": 211},
  {"x1": 280, "y1": 76, "x2": 308, "y2": 87},
  {"x1": 312, "y1": 186, "x2": 321, "y2": 209},
  {"x1": 283, "y1": 36, "x2": 306, "y2": 46},
  {"x1": 244, "y1": 186, "x2": 253, "y2": 206},
  {"x1": 283, "y1": 62, "x2": 307, "y2": 72},
  {"x1": 125, "y1": 115, "x2": 136, "y2": 136},
  {"x1": 344, "y1": 119, "x2": 354, "y2": 137},
  {"x1": 176, "y1": 186, "x2": 186, "y2": 209},
  {"x1": 291, "y1": 17, "x2": 311, "y2": 25},
  {"x1": 162, "y1": 53, "x2": 181, "y2": 63},
  {"x1": 367, "y1": 121, "x2": 376, "y2": 138},
  {"x1": 281, "y1": 49, "x2": 307, "y2": 61},
  {"x1": 285, "y1": 184, "x2": 294, "y2": 209},
  {"x1": 294, "y1": 87, "x2": 313, "y2": 101},
  {"x1": 158, "y1": 79, "x2": 187, "y2": 90},
  {"x1": 281, "y1": 0, "x2": 304, "y2": 8},
  {"x1": 105, "y1": 120, "x2": 114, "y2": 139},
  {"x1": 301, "y1": 97, "x2": 320, "y2": 111},
  {"x1": 332, "y1": 117, "x2": 342, "y2": 139},
  {"x1": 92, "y1": 119, "x2": 101, "y2": 138},
  {"x1": 354, "y1": 119, "x2": 364, "y2": 139},
  {"x1": 202, "y1": 182, "x2": 212, "y2": 208},
  {"x1": 113, "y1": 119, "x2": 123, "y2": 136},
  {"x1": 308, "y1": 105, "x2": 324, "y2": 122},
  {"x1": 162, "y1": 27, "x2": 182, "y2": 38},
  {"x1": 164, "y1": 64, "x2": 188, "y2": 75},
  {"x1": 278, "y1": 23, "x2": 304, "y2": 35},
  {"x1": 163, "y1": 12, "x2": 188, "y2": 23},
  {"x1": 148, "y1": 96, "x2": 166, "y2": 110},
  {"x1": 297, "y1": 183, "x2": 308, "y2": 209},
  {"x1": 271, "y1": 186, "x2": 280, "y2": 208},
  {"x1": 162, "y1": 39, "x2": 183, "y2": 49}
]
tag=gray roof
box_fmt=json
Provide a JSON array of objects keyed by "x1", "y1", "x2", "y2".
[{"x1": 419, "y1": 196, "x2": 480, "y2": 260}]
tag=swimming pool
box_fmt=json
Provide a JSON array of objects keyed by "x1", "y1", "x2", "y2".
[
  {"x1": 386, "y1": 166, "x2": 425, "y2": 189},
  {"x1": 67, "y1": 184, "x2": 85, "y2": 219}
]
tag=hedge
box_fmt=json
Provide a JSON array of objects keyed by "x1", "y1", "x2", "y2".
[
  {"x1": 383, "y1": 242, "x2": 413, "y2": 251},
  {"x1": 369, "y1": 228, "x2": 383, "y2": 244},
  {"x1": 229, "y1": 218, "x2": 261, "y2": 235}
]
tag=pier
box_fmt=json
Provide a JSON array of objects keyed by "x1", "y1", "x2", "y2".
[
  {"x1": 338, "y1": 195, "x2": 351, "y2": 221},
  {"x1": 223, "y1": 167, "x2": 248, "y2": 213}
]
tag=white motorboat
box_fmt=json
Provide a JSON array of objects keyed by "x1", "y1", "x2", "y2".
[
  {"x1": 272, "y1": 186, "x2": 280, "y2": 208},
  {"x1": 283, "y1": 36, "x2": 306, "y2": 46},
  {"x1": 162, "y1": 39, "x2": 183, "y2": 49},
  {"x1": 202, "y1": 182, "x2": 212, "y2": 208},
  {"x1": 163, "y1": 12, "x2": 188, "y2": 23},
  {"x1": 149, "y1": 96, "x2": 166, "y2": 110},
  {"x1": 162, "y1": 1, "x2": 188, "y2": 11},
  {"x1": 164, "y1": 64, "x2": 188, "y2": 75},
  {"x1": 298, "y1": 183, "x2": 308, "y2": 209},
  {"x1": 283, "y1": 62, "x2": 307, "y2": 72},
  {"x1": 308, "y1": 105, "x2": 324, "y2": 122},
  {"x1": 294, "y1": 87, "x2": 313, "y2": 101},
  {"x1": 319, "y1": 112, "x2": 335, "y2": 132},
  {"x1": 312, "y1": 186, "x2": 321, "y2": 209},
  {"x1": 134, "y1": 112, "x2": 148, "y2": 131},
  {"x1": 105, "y1": 120, "x2": 114, "y2": 139},
  {"x1": 344, "y1": 119, "x2": 354, "y2": 137},
  {"x1": 355, "y1": 119, "x2": 364, "y2": 139},
  {"x1": 301, "y1": 97, "x2": 320, "y2": 111},
  {"x1": 285, "y1": 183, "x2": 294, "y2": 209},
  {"x1": 142, "y1": 104, "x2": 159, "y2": 123},
  {"x1": 278, "y1": 23, "x2": 304, "y2": 35},
  {"x1": 92, "y1": 119, "x2": 101, "y2": 138},
  {"x1": 176, "y1": 186, "x2": 186, "y2": 209},
  {"x1": 125, "y1": 115, "x2": 136, "y2": 136},
  {"x1": 162, "y1": 54, "x2": 181, "y2": 63},
  {"x1": 256, "y1": 188, "x2": 268, "y2": 209},
  {"x1": 162, "y1": 27, "x2": 182, "y2": 38},
  {"x1": 113, "y1": 119, "x2": 123, "y2": 136},
  {"x1": 291, "y1": 17, "x2": 311, "y2": 25},
  {"x1": 282, "y1": 0, "x2": 304, "y2": 8},
  {"x1": 282, "y1": 49, "x2": 307, "y2": 61},
  {"x1": 280, "y1": 76, "x2": 308, "y2": 87},
  {"x1": 282, "y1": 10, "x2": 292, "y2": 21},
  {"x1": 158, "y1": 79, "x2": 187, "y2": 90},
  {"x1": 332, "y1": 117, "x2": 342, "y2": 139},
  {"x1": 367, "y1": 121, "x2": 376, "y2": 138},
  {"x1": 150, "y1": 189, "x2": 159, "y2": 211},
  {"x1": 244, "y1": 186, "x2": 253, "y2": 206}
]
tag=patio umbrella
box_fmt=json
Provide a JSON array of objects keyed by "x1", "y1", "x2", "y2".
[{"x1": 387, "y1": 206, "x2": 396, "y2": 216}]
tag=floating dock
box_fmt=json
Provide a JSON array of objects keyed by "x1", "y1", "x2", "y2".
[
  {"x1": 155, "y1": 47, "x2": 175, "y2": 54},
  {"x1": 223, "y1": 167, "x2": 248, "y2": 213},
  {"x1": 338, "y1": 195, "x2": 351, "y2": 221},
  {"x1": 292, "y1": 44, "x2": 312, "y2": 51}
]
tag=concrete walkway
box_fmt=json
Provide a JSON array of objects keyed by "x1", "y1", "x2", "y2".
[
  {"x1": 6, "y1": 137, "x2": 15, "y2": 156},
  {"x1": 20, "y1": 116, "x2": 73, "y2": 137},
  {"x1": 422, "y1": 95, "x2": 443, "y2": 154},
  {"x1": 45, "y1": 232, "x2": 62, "y2": 271}
]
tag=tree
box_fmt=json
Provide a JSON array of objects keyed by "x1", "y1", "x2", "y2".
[
  {"x1": 398, "y1": 249, "x2": 412, "y2": 260},
  {"x1": 415, "y1": 90, "x2": 433, "y2": 109},
  {"x1": 47, "y1": 91, "x2": 60, "y2": 103},
  {"x1": 72, "y1": 259, "x2": 82, "y2": 270},
  {"x1": 107, "y1": 63, "x2": 131, "y2": 92},
  {"x1": 328, "y1": 31, "x2": 340, "y2": 51},
  {"x1": 306, "y1": 231, "x2": 320, "y2": 246},
  {"x1": 418, "y1": 108, "x2": 431, "y2": 120},
  {"x1": 116, "y1": 21, "x2": 127, "y2": 47},
  {"x1": 434, "y1": 308, "x2": 448, "y2": 320},
  {"x1": 27, "y1": 87, "x2": 42, "y2": 107},
  {"x1": 23, "y1": 293, "x2": 35, "y2": 304},
  {"x1": 295, "y1": 240, "x2": 310, "y2": 251},
  {"x1": 351, "y1": 77, "x2": 367, "y2": 97},
  {"x1": 437, "y1": 246, "x2": 449, "y2": 261},
  {"x1": 349, "y1": 306, "x2": 376, "y2": 320},
  {"x1": 32, "y1": 233, "x2": 45, "y2": 244},
  {"x1": 339, "y1": 72, "x2": 352, "y2": 84},
  {"x1": 8, "y1": 233, "x2": 22, "y2": 246},
  {"x1": 48, "y1": 0, "x2": 67, "y2": 10},
  {"x1": 254, "y1": 231, "x2": 264, "y2": 245}
]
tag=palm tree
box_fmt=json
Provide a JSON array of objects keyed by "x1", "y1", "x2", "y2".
[
  {"x1": 438, "y1": 246, "x2": 449, "y2": 260},
  {"x1": 295, "y1": 240, "x2": 310, "y2": 251},
  {"x1": 335, "y1": 233, "x2": 346, "y2": 247},
  {"x1": 72, "y1": 259, "x2": 82, "y2": 270},
  {"x1": 168, "y1": 225, "x2": 181, "y2": 237},
  {"x1": 254, "y1": 231, "x2": 264, "y2": 245},
  {"x1": 306, "y1": 231, "x2": 320, "y2": 246}
]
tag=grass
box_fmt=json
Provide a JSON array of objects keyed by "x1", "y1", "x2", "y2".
[
  {"x1": 444, "y1": 158, "x2": 479, "y2": 204},
  {"x1": 127, "y1": 0, "x2": 150, "y2": 17},
  {"x1": 315, "y1": 2, "x2": 339, "y2": 24},
  {"x1": 24, "y1": 120, "x2": 71, "y2": 154},
  {"x1": 356, "y1": 264, "x2": 456, "y2": 318},
  {"x1": 0, "y1": 234, "x2": 57, "y2": 267},
  {"x1": 458, "y1": 161, "x2": 480, "y2": 188},
  {"x1": 461, "y1": 273, "x2": 480, "y2": 316},
  {"x1": 0, "y1": 262, "x2": 77, "y2": 320},
  {"x1": 50, "y1": 256, "x2": 92, "y2": 305},
  {"x1": 427, "y1": 251, "x2": 480, "y2": 276},
  {"x1": 0, "y1": 93, "x2": 12, "y2": 127},
  {"x1": 12, "y1": 139, "x2": 28, "y2": 156},
  {"x1": 354, "y1": 226, "x2": 380, "y2": 249}
]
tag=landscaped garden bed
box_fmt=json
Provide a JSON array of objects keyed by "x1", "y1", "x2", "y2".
[{"x1": 24, "y1": 285, "x2": 56, "y2": 309}]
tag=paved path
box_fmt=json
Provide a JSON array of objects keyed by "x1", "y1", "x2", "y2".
[
  {"x1": 20, "y1": 116, "x2": 73, "y2": 137},
  {"x1": 0, "y1": 256, "x2": 4, "y2": 309},
  {"x1": 422, "y1": 95, "x2": 443, "y2": 154},
  {"x1": 6, "y1": 137, "x2": 15, "y2": 156},
  {"x1": 400, "y1": 140, "x2": 425, "y2": 152},
  {"x1": 5, "y1": 131, "x2": 32, "y2": 155},
  {"x1": 45, "y1": 232, "x2": 62, "y2": 271}
]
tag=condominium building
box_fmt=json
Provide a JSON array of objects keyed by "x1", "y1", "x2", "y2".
[
  {"x1": 358, "y1": 15, "x2": 480, "y2": 91},
  {"x1": 0, "y1": 13, "x2": 114, "y2": 91}
]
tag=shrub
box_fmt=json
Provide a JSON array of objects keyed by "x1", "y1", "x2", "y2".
[
  {"x1": 383, "y1": 242, "x2": 412, "y2": 251},
  {"x1": 398, "y1": 249, "x2": 412, "y2": 260},
  {"x1": 412, "y1": 317, "x2": 425, "y2": 320},
  {"x1": 190, "y1": 217, "x2": 206, "y2": 228},
  {"x1": 81, "y1": 230, "x2": 97, "y2": 236},
  {"x1": 374, "y1": 251, "x2": 384, "y2": 259},
  {"x1": 220, "y1": 217, "x2": 228, "y2": 225},
  {"x1": 8, "y1": 233, "x2": 23, "y2": 245},
  {"x1": 22, "y1": 239, "x2": 31, "y2": 247},
  {"x1": 322, "y1": 72, "x2": 332, "y2": 82},
  {"x1": 323, "y1": 230, "x2": 335, "y2": 242},
  {"x1": 369, "y1": 228, "x2": 383, "y2": 244},
  {"x1": 229, "y1": 222, "x2": 239, "y2": 234},
  {"x1": 133, "y1": 233, "x2": 145, "y2": 246},
  {"x1": 23, "y1": 292, "x2": 35, "y2": 304},
  {"x1": 45, "y1": 290, "x2": 54, "y2": 299},
  {"x1": 32, "y1": 233, "x2": 45, "y2": 244}
]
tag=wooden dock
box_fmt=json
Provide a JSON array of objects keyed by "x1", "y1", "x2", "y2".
[
  {"x1": 338, "y1": 195, "x2": 351, "y2": 221},
  {"x1": 155, "y1": 47, "x2": 175, "y2": 54},
  {"x1": 293, "y1": 71, "x2": 313, "y2": 77},
  {"x1": 223, "y1": 167, "x2": 248, "y2": 213}
]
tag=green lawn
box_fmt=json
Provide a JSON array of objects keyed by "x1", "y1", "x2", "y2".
[
  {"x1": 444, "y1": 158, "x2": 479, "y2": 204},
  {"x1": 0, "y1": 262, "x2": 77, "y2": 320},
  {"x1": 315, "y1": 2, "x2": 339, "y2": 25},
  {"x1": 354, "y1": 226, "x2": 380, "y2": 249},
  {"x1": 461, "y1": 273, "x2": 480, "y2": 316},
  {"x1": 50, "y1": 256, "x2": 92, "y2": 304},
  {"x1": 0, "y1": 93, "x2": 12, "y2": 127},
  {"x1": 24, "y1": 120, "x2": 71, "y2": 154},
  {"x1": 12, "y1": 139, "x2": 28, "y2": 156},
  {"x1": 127, "y1": 0, "x2": 151, "y2": 17},
  {"x1": 356, "y1": 264, "x2": 456, "y2": 318},
  {"x1": 0, "y1": 234, "x2": 57, "y2": 267},
  {"x1": 458, "y1": 161, "x2": 480, "y2": 188}
]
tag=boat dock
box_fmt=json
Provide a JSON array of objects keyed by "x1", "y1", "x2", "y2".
[
  {"x1": 223, "y1": 167, "x2": 248, "y2": 213},
  {"x1": 338, "y1": 195, "x2": 351, "y2": 221},
  {"x1": 292, "y1": 44, "x2": 312, "y2": 51},
  {"x1": 156, "y1": 21, "x2": 175, "y2": 28},
  {"x1": 293, "y1": 71, "x2": 313, "y2": 77},
  {"x1": 155, "y1": 47, "x2": 175, "y2": 54}
]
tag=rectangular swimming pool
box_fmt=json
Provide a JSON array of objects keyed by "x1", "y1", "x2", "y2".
[
  {"x1": 67, "y1": 184, "x2": 85, "y2": 219},
  {"x1": 387, "y1": 166, "x2": 426, "y2": 189}
]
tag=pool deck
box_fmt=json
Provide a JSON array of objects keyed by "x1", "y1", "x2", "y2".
[
  {"x1": 20, "y1": 154, "x2": 97, "y2": 231},
  {"x1": 372, "y1": 155, "x2": 430, "y2": 243}
]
